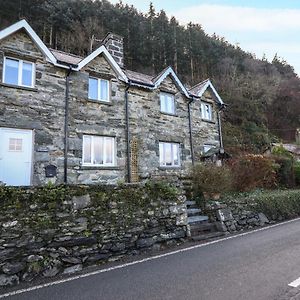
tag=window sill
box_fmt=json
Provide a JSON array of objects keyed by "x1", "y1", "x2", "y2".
[
  {"x1": 80, "y1": 165, "x2": 121, "y2": 170},
  {"x1": 0, "y1": 82, "x2": 38, "y2": 92},
  {"x1": 201, "y1": 118, "x2": 215, "y2": 124},
  {"x1": 160, "y1": 112, "x2": 177, "y2": 117},
  {"x1": 159, "y1": 166, "x2": 182, "y2": 170},
  {"x1": 87, "y1": 98, "x2": 112, "y2": 105}
]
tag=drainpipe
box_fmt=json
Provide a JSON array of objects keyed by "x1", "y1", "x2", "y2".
[
  {"x1": 64, "y1": 66, "x2": 72, "y2": 184},
  {"x1": 125, "y1": 81, "x2": 132, "y2": 183},
  {"x1": 188, "y1": 96, "x2": 195, "y2": 166},
  {"x1": 217, "y1": 104, "x2": 225, "y2": 152}
]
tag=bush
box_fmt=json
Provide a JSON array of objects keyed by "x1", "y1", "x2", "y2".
[
  {"x1": 272, "y1": 155, "x2": 295, "y2": 187},
  {"x1": 295, "y1": 161, "x2": 300, "y2": 186},
  {"x1": 229, "y1": 154, "x2": 277, "y2": 192},
  {"x1": 222, "y1": 189, "x2": 300, "y2": 221},
  {"x1": 192, "y1": 163, "x2": 232, "y2": 198}
]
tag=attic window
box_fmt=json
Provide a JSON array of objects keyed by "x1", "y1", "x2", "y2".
[
  {"x1": 201, "y1": 102, "x2": 212, "y2": 121},
  {"x1": 88, "y1": 77, "x2": 110, "y2": 102},
  {"x1": 160, "y1": 92, "x2": 175, "y2": 115},
  {"x1": 3, "y1": 57, "x2": 35, "y2": 88}
]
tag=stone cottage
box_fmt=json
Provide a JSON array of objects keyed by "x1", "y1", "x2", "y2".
[{"x1": 0, "y1": 20, "x2": 225, "y2": 186}]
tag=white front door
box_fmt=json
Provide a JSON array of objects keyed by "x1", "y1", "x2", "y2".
[{"x1": 0, "y1": 128, "x2": 33, "y2": 186}]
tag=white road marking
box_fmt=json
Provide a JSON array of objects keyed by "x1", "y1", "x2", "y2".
[
  {"x1": 1, "y1": 216, "x2": 300, "y2": 299},
  {"x1": 289, "y1": 277, "x2": 300, "y2": 287}
]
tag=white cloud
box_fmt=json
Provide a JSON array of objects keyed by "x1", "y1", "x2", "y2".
[{"x1": 171, "y1": 4, "x2": 300, "y2": 32}]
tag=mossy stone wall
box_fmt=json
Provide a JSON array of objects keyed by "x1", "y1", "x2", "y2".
[{"x1": 0, "y1": 181, "x2": 187, "y2": 287}]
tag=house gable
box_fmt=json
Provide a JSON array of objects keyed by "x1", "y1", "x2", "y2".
[
  {"x1": 0, "y1": 20, "x2": 57, "y2": 65},
  {"x1": 76, "y1": 45, "x2": 127, "y2": 82},
  {"x1": 153, "y1": 66, "x2": 189, "y2": 98},
  {"x1": 190, "y1": 79, "x2": 224, "y2": 105}
]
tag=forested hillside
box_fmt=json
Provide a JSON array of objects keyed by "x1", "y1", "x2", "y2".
[{"x1": 1, "y1": 0, "x2": 300, "y2": 153}]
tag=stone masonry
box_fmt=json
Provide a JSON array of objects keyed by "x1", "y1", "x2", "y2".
[{"x1": 0, "y1": 22, "x2": 224, "y2": 186}]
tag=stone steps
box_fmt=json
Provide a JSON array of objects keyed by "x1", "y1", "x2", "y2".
[
  {"x1": 186, "y1": 200, "x2": 196, "y2": 206},
  {"x1": 185, "y1": 199, "x2": 224, "y2": 241},
  {"x1": 187, "y1": 215, "x2": 209, "y2": 224},
  {"x1": 187, "y1": 208, "x2": 201, "y2": 216},
  {"x1": 191, "y1": 231, "x2": 226, "y2": 242}
]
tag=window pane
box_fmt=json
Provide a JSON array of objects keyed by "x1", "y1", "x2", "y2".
[
  {"x1": 9, "y1": 138, "x2": 23, "y2": 152},
  {"x1": 159, "y1": 143, "x2": 164, "y2": 165},
  {"x1": 93, "y1": 136, "x2": 104, "y2": 165},
  {"x1": 22, "y1": 62, "x2": 33, "y2": 86},
  {"x1": 160, "y1": 93, "x2": 175, "y2": 114},
  {"x1": 167, "y1": 95, "x2": 175, "y2": 114},
  {"x1": 100, "y1": 79, "x2": 109, "y2": 101},
  {"x1": 83, "y1": 136, "x2": 92, "y2": 163},
  {"x1": 104, "y1": 137, "x2": 114, "y2": 164},
  {"x1": 160, "y1": 94, "x2": 166, "y2": 112},
  {"x1": 4, "y1": 58, "x2": 18, "y2": 85},
  {"x1": 88, "y1": 78, "x2": 98, "y2": 99},
  {"x1": 164, "y1": 143, "x2": 172, "y2": 166},
  {"x1": 172, "y1": 144, "x2": 179, "y2": 165}
]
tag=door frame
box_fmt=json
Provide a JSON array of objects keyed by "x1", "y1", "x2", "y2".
[{"x1": 0, "y1": 127, "x2": 35, "y2": 186}]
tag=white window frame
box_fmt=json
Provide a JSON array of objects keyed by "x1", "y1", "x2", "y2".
[
  {"x1": 3, "y1": 56, "x2": 35, "y2": 88},
  {"x1": 159, "y1": 142, "x2": 180, "y2": 167},
  {"x1": 82, "y1": 135, "x2": 116, "y2": 167},
  {"x1": 160, "y1": 92, "x2": 175, "y2": 115},
  {"x1": 88, "y1": 77, "x2": 110, "y2": 102},
  {"x1": 201, "y1": 102, "x2": 213, "y2": 121}
]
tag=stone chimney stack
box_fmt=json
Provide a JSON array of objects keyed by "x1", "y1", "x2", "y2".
[{"x1": 102, "y1": 33, "x2": 124, "y2": 68}]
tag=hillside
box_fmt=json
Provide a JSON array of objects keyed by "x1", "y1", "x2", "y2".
[{"x1": 1, "y1": 0, "x2": 300, "y2": 154}]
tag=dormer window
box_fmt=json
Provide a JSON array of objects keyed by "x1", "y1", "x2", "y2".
[
  {"x1": 201, "y1": 102, "x2": 213, "y2": 121},
  {"x1": 160, "y1": 92, "x2": 175, "y2": 115},
  {"x1": 3, "y1": 57, "x2": 35, "y2": 88},
  {"x1": 88, "y1": 77, "x2": 110, "y2": 102}
]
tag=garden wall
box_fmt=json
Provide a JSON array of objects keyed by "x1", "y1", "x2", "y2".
[{"x1": 0, "y1": 181, "x2": 187, "y2": 287}]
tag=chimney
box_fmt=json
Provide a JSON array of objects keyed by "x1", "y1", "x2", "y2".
[{"x1": 102, "y1": 33, "x2": 124, "y2": 68}]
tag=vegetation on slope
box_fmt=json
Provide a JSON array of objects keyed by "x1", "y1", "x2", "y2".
[{"x1": 1, "y1": 0, "x2": 300, "y2": 153}]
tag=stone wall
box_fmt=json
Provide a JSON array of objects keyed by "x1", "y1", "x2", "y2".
[
  {"x1": 0, "y1": 28, "x2": 222, "y2": 186},
  {"x1": 129, "y1": 76, "x2": 193, "y2": 180},
  {"x1": 68, "y1": 55, "x2": 127, "y2": 184},
  {"x1": 207, "y1": 202, "x2": 270, "y2": 233},
  {"x1": 0, "y1": 181, "x2": 187, "y2": 287},
  {"x1": 191, "y1": 90, "x2": 221, "y2": 161},
  {"x1": 0, "y1": 31, "x2": 67, "y2": 185}
]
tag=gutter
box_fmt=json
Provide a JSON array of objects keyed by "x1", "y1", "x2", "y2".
[
  {"x1": 64, "y1": 66, "x2": 72, "y2": 184},
  {"x1": 188, "y1": 96, "x2": 195, "y2": 166},
  {"x1": 125, "y1": 81, "x2": 132, "y2": 183}
]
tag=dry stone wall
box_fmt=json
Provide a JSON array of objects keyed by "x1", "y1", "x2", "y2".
[{"x1": 0, "y1": 181, "x2": 187, "y2": 287}]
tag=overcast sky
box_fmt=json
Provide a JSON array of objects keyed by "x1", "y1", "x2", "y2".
[{"x1": 109, "y1": 0, "x2": 300, "y2": 75}]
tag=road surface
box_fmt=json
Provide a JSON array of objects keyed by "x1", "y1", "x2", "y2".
[{"x1": 3, "y1": 218, "x2": 300, "y2": 300}]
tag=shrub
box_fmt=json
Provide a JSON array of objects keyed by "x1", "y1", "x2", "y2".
[
  {"x1": 295, "y1": 161, "x2": 300, "y2": 186},
  {"x1": 229, "y1": 154, "x2": 277, "y2": 192},
  {"x1": 222, "y1": 189, "x2": 300, "y2": 221},
  {"x1": 192, "y1": 163, "x2": 233, "y2": 198},
  {"x1": 271, "y1": 144, "x2": 294, "y2": 158},
  {"x1": 272, "y1": 155, "x2": 295, "y2": 188}
]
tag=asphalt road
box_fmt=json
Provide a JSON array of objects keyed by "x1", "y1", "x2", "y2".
[{"x1": 4, "y1": 219, "x2": 300, "y2": 300}]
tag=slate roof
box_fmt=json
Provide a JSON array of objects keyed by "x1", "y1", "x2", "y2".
[
  {"x1": 124, "y1": 69, "x2": 154, "y2": 86},
  {"x1": 50, "y1": 49, "x2": 83, "y2": 66},
  {"x1": 189, "y1": 79, "x2": 210, "y2": 97}
]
